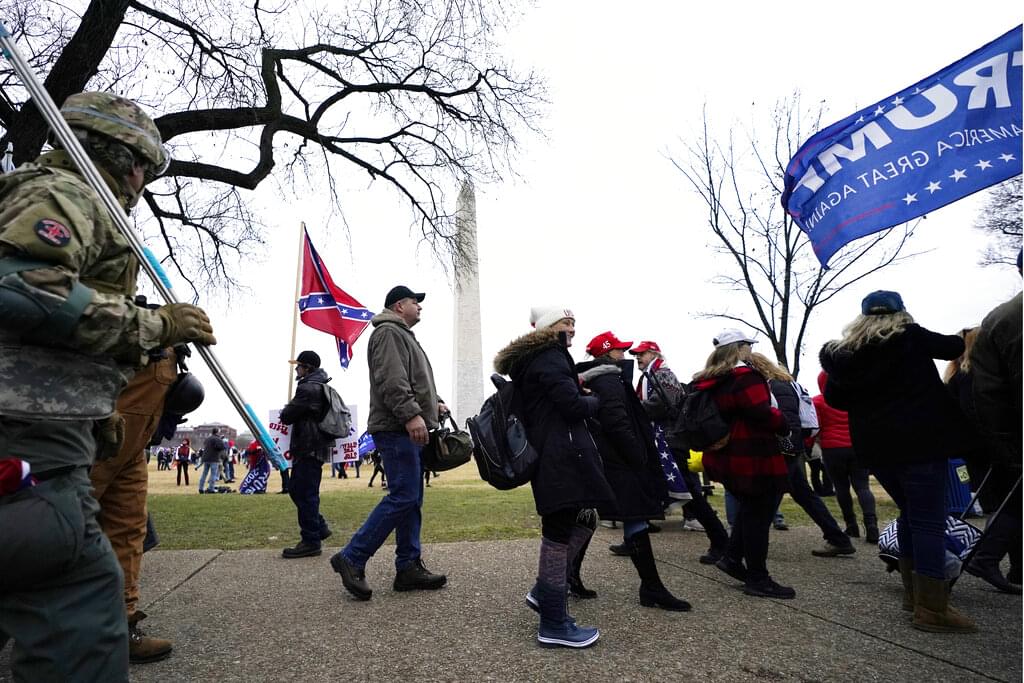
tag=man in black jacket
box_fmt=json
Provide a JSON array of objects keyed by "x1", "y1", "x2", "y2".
[{"x1": 280, "y1": 350, "x2": 335, "y2": 558}]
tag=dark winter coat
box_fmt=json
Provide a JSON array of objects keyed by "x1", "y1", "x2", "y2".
[
  {"x1": 813, "y1": 371, "x2": 852, "y2": 449},
  {"x1": 970, "y1": 292, "x2": 1022, "y2": 464},
  {"x1": 202, "y1": 435, "x2": 226, "y2": 463},
  {"x1": 577, "y1": 358, "x2": 668, "y2": 522},
  {"x1": 696, "y1": 365, "x2": 790, "y2": 497},
  {"x1": 819, "y1": 323, "x2": 972, "y2": 468},
  {"x1": 279, "y1": 367, "x2": 333, "y2": 461},
  {"x1": 769, "y1": 379, "x2": 805, "y2": 457},
  {"x1": 494, "y1": 329, "x2": 615, "y2": 517}
]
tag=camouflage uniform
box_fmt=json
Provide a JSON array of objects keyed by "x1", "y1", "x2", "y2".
[{"x1": 0, "y1": 93, "x2": 167, "y2": 682}]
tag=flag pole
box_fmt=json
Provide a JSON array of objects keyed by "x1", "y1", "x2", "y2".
[{"x1": 288, "y1": 222, "x2": 305, "y2": 399}]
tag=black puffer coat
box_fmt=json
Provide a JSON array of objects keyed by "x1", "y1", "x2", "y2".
[
  {"x1": 819, "y1": 323, "x2": 972, "y2": 467},
  {"x1": 494, "y1": 329, "x2": 615, "y2": 517},
  {"x1": 577, "y1": 358, "x2": 668, "y2": 522},
  {"x1": 280, "y1": 367, "x2": 334, "y2": 461}
]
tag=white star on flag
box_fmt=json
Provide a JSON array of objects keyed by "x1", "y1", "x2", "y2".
[
  {"x1": 873, "y1": 105, "x2": 885, "y2": 116},
  {"x1": 891, "y1": 95, "x2": 905, "y2": 106},
  {"x1": 317, "y1": 296, "x2": 324, "y2": 304},
  {"x1": 666, "y1": 473, "x2": 676, "y2": 482},
  {"x1": 340, "y1": 308, "x2": 348, "y2": 314},
  {"x1": 912, "y1": 87, "x2": 922, "y2": 94},
  {"x1": 925, "y1": 181, "x2": 942, "y2": 194},
  {"x1": 361, "y1": 312, "x2": 369, "y2": 318},
  {"x1": 950, "y1": 169, "x2": 967, "y2": 182},
  {"x1": 975, "y1": 159, "x2": 992, "y2": 170},
  {"x1": 856, "y1": 115, "x2": 865, "y2": 124},
  {"x1": 999, "y1": 153, "x2": 1016, "y2": 162},
  {"x1": 903, "y1": 193, "x2": 918, "y2": 205}
]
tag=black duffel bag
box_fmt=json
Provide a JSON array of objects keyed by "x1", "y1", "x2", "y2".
[{"x1": 422, "y1": 414, "x2": 473, "y2": 472}]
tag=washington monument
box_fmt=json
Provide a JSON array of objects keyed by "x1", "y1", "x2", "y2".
[{"x1": 451, "y1": 181, "x2": 484, "y2": 425}]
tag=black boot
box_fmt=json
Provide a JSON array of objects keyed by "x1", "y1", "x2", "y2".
[
  {"x1": 568, "y1": 534, "x2": 597, "y2": 599},
  {"x1": 629, "y1": 531, "x2": 691, "y2": 611},
  {"x1": 966, "y1": 513, "x2": 1021, "y2": 594}
]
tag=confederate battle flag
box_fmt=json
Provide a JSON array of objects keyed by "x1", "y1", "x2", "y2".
[{"x1": 297, "y1": 228, "x2": 372, "y2": 368}]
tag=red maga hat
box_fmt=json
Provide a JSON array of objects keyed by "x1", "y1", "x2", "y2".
[
  {"x1": 629, "y1": 340, "x2": 661, "y2": 355},
  {"x1": 586, "y1": 331, "x2": 633, "y2": 357}
]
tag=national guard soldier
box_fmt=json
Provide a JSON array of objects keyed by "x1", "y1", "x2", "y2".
[{"x1": 0, "y1": 92, "x2": 216, "y2": 681}]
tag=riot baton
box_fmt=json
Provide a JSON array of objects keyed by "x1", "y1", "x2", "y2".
[{"x1": 0, "y1": 24, "x2": 288, "y2": 471}]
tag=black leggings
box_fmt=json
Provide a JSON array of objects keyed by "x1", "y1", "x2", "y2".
[{"x1": 541, "y1": 508, "x2": 577, "y2": 544}]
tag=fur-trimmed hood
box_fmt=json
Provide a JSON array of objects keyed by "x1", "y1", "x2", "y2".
[
  {"x1": 494, "y1": 328, "x2": 565, "y2": 376},
  {"x1": 576, "y1": 359, "x2": 622, "y2": 383}
]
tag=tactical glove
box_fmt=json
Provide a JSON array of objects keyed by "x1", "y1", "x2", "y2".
[
  {"x1": 157, "y1": 303, "x2": 217, "y2": 347},
  {"x1": 95, "y1": 411, "x2": 126, "y2": 461}
]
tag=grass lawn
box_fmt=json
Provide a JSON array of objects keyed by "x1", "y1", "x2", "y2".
[{"x1": 147, "y1": 461, "x2": 899, "y2": 550}]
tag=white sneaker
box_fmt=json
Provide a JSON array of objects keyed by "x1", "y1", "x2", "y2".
[
  {"x1": 682, "y1": 519, "x2": 705, "y2": 532},
  {"x1": 599, "y1": 520, "x2": 618, "y2": 529}
]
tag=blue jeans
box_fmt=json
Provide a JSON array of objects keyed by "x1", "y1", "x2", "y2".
[
  {"x1": 199, "y1": 462, "x2": 220, "y2": 492},
  {"x1": 871, "y1": 459, "x2": 947, "y2": 579},
  {"x1": 339, "y1": 431, "x2": 424, "y2": 571},
  {"x1": 289, "y1": 456, "x2": 328, "y2": 545}
]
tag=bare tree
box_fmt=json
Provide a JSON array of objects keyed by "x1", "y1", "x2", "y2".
[
  {"x1": 671, "y1": 95, "x2": 918, "y2": 379},
  {"x1": 0, "y1": 0, "x2": 544, "y2": 295},
  {"x1": 973, "y1": 176, "x2": 1022, "y2": 268}
]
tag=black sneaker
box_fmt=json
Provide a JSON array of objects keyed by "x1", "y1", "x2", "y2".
[
  {"x1": 865, "y1": 526, "x2": 880, "y2": 544},
  {"x1": 744, "y1": 577, "x2": 796, "y2": 599},
  {"x1": 320, "y1": 527, "x2": 333, "y2": 541},
  {"x1": 282, "y1": 541, "x2": 322, "y2": 559},
  {"x1": 844, "y1": 524, "x2": 861, "y2": 538},
  {"x1": 811, "y1": 542, "x2": 856, "y2": 557},
  {"x1": 699, "y1": 547, "x2": 725, "y2": 565},
  {"x1": 608, "y1": 543, "x2": 632, "y2": 557},
  {"x1": 330, "y1": 553, "x2": 372, "y2": 600},
  {"x1": 393, "y1": 559, "x2": 447, "y2": 592},
  {"x1": 715, "y1": 557, "x2": 748, "y2": 583}
]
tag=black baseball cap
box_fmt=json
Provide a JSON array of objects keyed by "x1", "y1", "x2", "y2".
[
  {"x1": 384, "y1": 285, "x2": 426, "y2": 308},
  {"x1": 289, "y1": 350, "x2": 321, "y2": 368}
]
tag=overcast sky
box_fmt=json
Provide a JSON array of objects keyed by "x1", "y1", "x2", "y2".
[{"x1": 168, "y1": 1, "x2": 1022, "y2": 435}]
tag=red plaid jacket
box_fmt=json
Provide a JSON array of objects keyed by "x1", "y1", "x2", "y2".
[{"x1": 697, "y1": 365, "x2": 790, "y2": 496}]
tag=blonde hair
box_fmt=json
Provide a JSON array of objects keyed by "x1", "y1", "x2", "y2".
[
  {"x1": 826, "y1": 311, "x2": 915, "y2": 353},
  {"x1": 694, "y1": 342, "x2": 752, "y2": 380},
  {"x1": 943, "y1": 327, "x2": 979, "y2": 383},
  {"x1": 746, "y1": 352, "x2": 793, "y2": 381}
]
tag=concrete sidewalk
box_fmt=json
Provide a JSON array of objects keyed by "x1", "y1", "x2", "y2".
[{"x1": 3, "y1": 525, "x2": 1021, "y2": 682}]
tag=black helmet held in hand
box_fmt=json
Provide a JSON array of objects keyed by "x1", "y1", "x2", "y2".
[{"x1": 163, "y1": 372, "x2": 205, "y2": 416}]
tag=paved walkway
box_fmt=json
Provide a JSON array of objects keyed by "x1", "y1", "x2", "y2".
[{"x1": 2, "y1": 525, "x2": 1020, "y2": 682}]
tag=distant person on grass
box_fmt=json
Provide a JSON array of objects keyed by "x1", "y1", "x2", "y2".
[
  {"x1": 330, "y1": 285, "x2": 448, "y2": 599},
  {"x1": 279, "y1": 350, "x2": 336, "y2": 558},
  {"x1": 199, "y1": 429, "x2": 226, "y2": 494}
]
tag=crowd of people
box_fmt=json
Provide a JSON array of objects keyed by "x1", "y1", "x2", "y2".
[{"x1": 0, "y1": 87, "x2": 1018, "y2": 680}]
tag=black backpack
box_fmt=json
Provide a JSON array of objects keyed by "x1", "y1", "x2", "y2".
[
  {"x1": 466, "y1": 374, "x2": 540, "y2": 490},
  {"x1": 666, "y1": 382, "x2": 731, "y2": 451},
  {"x1": 318, "y1": 384, "x2": 353, "y2": 440}
]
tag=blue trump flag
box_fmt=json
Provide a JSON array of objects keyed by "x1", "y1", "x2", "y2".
[{"x1": 782, "y1": 26, "x2": 1022, "y2": 267}]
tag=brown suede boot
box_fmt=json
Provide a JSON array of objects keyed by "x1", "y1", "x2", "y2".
[
  {"x1": 898, "y1": 558, "x2": 914, "y2": 612},
  {"x1": 911, "y1": 573, "x2": 978, "y2": 633},
  {"x1": 128, "y1": 610, "x2": 174, "y2": 664}
]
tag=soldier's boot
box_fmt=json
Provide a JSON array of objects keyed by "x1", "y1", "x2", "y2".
[{"x1": 128, "y1": 610, "x2": 173, "y2": 664}]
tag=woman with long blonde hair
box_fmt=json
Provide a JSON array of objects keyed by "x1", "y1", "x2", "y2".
[
  {"x1": 695, "y1": 330, "x2": 793, "y2": 599},
  {"x1": 820, "y1": 291, "x2": 976, "y2": 633}
]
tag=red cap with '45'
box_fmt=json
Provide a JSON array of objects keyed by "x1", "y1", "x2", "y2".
[{"x1": 585, "y1": 331, "x2": 633, "y2": 357}]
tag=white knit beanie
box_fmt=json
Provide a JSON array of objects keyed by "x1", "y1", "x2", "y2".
[{"x1": 530, "y1": 306, "x2": 575, "y2": 330}]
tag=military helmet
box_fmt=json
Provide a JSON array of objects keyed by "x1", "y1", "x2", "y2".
[
  {"x1": 163, "y1": 372, "x2": 205, "y2": 416},
  {"x1": 60, "y1": 92, "x2": 170, "y2": 175}
]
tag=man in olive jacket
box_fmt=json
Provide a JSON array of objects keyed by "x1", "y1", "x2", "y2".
[{"x1": 330, "y1": 285, "x2": 448, "y2": 600}]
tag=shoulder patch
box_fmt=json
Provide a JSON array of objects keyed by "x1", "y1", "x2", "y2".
[{"x1": 34, "y1": 219, "x2": 72, "y2": 247}]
